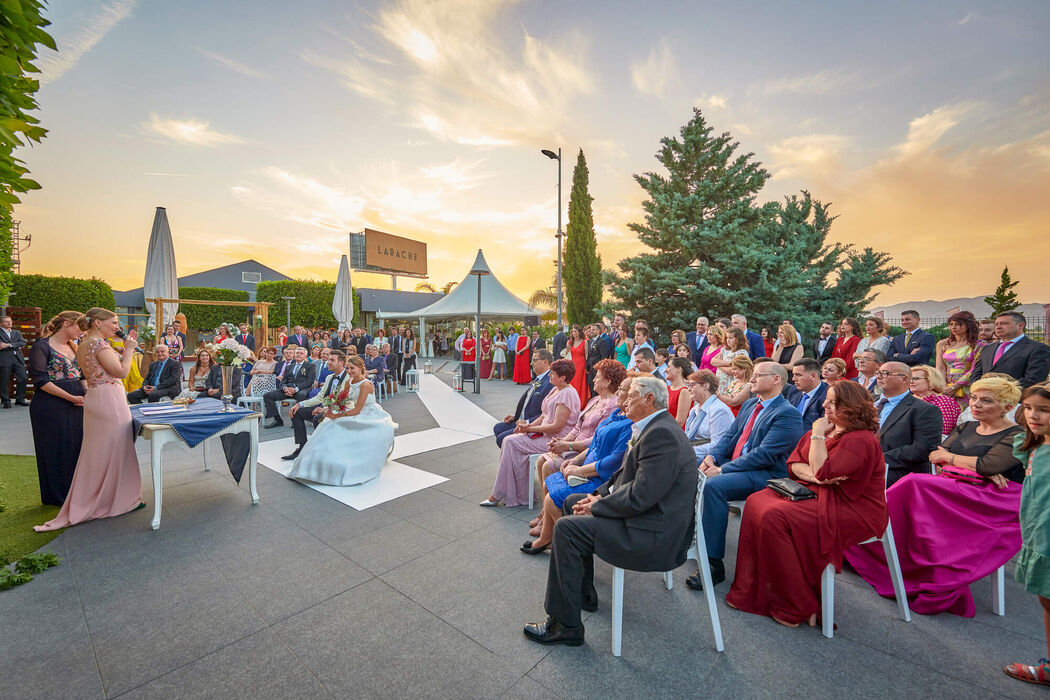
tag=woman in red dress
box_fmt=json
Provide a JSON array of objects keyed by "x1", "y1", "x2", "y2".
[
  {"x1": 831, "y1": 317, "x2": 862, "y2": 379},
  {"x1": 567, "y1": 325, "x2": 589, "y2": 404},
  {"x1": 478, "y1": 329, "x2": 493, "y2": 380},
  {"x1": 726, "y1": 380, "x2": 887, "y2": 628},
  {"x1": 512, "y1": 329, "x2": 532, "y2": 384}
]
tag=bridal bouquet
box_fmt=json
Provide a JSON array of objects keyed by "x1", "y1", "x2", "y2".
[{"x1": 207, "y1": 338, "x2": 252, "y2": 366}]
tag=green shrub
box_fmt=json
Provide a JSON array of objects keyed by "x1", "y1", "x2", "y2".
[
  {"x1": 10, "y1": 273, "x2": 115, "y2": 321},
  {"x1": 256, "y1": 279, "x2": 360, "y2": 328},
  {"x1": 177, "y1": 287, "x2": 250, "y2": 331}
]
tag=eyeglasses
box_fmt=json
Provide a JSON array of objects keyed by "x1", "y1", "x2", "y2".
[
  {"x1": 752, "y1": 373, "x2": 780, "y2": 379},
  {"x1": 874, "y1": 371, "x2": 909, "y2": 378},
  {"x1": 908, "y1": 377, "x2": 926, "y2": 383}
]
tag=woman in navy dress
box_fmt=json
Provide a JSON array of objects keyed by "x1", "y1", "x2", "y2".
[{"x1": 29, "y1": 311, "x2": 87, "y2": 505}]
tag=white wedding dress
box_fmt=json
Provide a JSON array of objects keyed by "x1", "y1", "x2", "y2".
[{"x1": 286, "y1": 379, "x2": 397, "y2": 486}]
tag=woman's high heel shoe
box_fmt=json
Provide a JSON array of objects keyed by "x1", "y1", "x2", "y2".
[{"x1": 520, "y1": 540, "x2": 548, "y2": 555}]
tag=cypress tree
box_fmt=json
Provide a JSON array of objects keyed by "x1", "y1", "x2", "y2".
[
  {"x1": 984, "y1": 266, "x2": 1021, "y2": 317},
  {"x1": 564, "y1": 149, "x2": 602, "y2": 325}
]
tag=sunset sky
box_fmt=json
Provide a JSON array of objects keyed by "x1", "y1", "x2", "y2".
[{"x1": 13, "y1": 0, "x2": 1050, "y2": 307}]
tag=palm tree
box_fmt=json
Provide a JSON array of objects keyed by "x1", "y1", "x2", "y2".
[
  {"x1": 414, "y1": 282, "x2": 437, "y2": 293},
  {"x1": 441, "y1": 281, "x2": 458, "y2": 295},
  {"x1": 528, "y1": 272, "x2": 560, "y2": 322}
]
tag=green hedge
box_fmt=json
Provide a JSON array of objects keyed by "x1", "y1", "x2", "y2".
[
  {"x1": 177, "y1": 287, "x2": 250, "y2": 330},
  {"x1": 9, "y1": 274, "x2": 115, "y2": 322},
  {"x1": 256, "y1": 279, "x2": 360, "y2": 328}
]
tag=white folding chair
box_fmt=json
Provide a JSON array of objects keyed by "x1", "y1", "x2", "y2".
[
  {"x1": 820, "y1": 463, "x2": 910, "y2": 638},
  {"x1": 609, "y1": 472, "x2": 724, "y2": 656},
  {"x1": 527, "y1": 454, "x2": 543, "y2": 509}
]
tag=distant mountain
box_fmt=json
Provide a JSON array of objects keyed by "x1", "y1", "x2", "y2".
[{"x1": 867, "y1": 297, "x2": 1046, "y2": 323}]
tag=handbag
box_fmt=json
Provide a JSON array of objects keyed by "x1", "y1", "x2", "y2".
[{"x1": 766, "y1": 477, "x2": 816, "y2": 501}]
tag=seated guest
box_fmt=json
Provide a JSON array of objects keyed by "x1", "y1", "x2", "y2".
[
  {"x1": 689, "y1": 363, "x2": 805, "y2": 590},
  {"x1": 282, "y1": 350, "x2": 351, "y2": 461},
  {"x1": 188, "y1": 349, "x2": 217, "y2": 393},
  {"x1": 310, "y1": 331, "x2": 325, "y2": 351},
  {"x1": 524, "y1": 369, "x2": 631, "y2": 549},
  {"x1": 203, "y1": 361, "x2": 243, "y2": 400},
  {"x1": 382, "y1": 343, "x2": 398, "y2": 393},
  {"x1": 784, "y1": 358, "x2": 828, "y2": 425},
  {"x1": 632, "y1": 347, "x2": 663, "y2": 381},
  {"x1": 684, "y1": 370, "x2": 735, "y2": 463},
  {"x1": 727, "y1": 381, "x2": 888, "y2": 627},
  {"x1": 876, "y1": 361, "x2": 944, "y2": 485},
  {"x1": 321, "y1": 331, "x2": 334, "y2": 349},
  {"x1": 970, "y1": 311, "x2": 1050, "y2": 389},
  {"x1": 831, "y1": 317, "x2": 862, "y2": 379},
  {"x1": 481, "y1": 359, "x2": 581, "y2": 507},
  {"x1": 665, "y1": 356, "x2": 694, "y2": 426},
  {"x1": 126, "y1": 344, "x2": 181, "y2": 403},
  {"x1": 274, "y1": 345, "x2": 295, "y2": 378},
  {"x1": 822, "y1": 357, "x2": 847, "y2": 384},
  {"x1": 247, "y1": 346, "x2": 278, "y2": 396},
  {"x1": 263, "y1": 346, "x2": 316, "y2": 428},
  {"x1": 522, "y1": 376, "x2": 697, "y2": 647},
  {"x1": 308, "y1": 345, "x2": 324, "y2": 373},
  {"x1": 888, "y1": 310, "x2": 935, "y2": 366},
  {"x1": 716, "y1": 355, "x2": 753, "y2": 416},
  {"x1": 909, "y1": 365, "x2": 961, "y2": 436},
  {"x1": 493, "y1": 350, "x2": 554, "y2": 447},
  {"x1": 854, "y1": 349, "x2": 884, "y2": 396},
  {"x1": 773, "y1": 324, "x2": 803, "y2": 373},
  {"x1": 847, "y1": 376, "x2": 1023, "y2": 616},
  {"x1": 363, "y1": 345, "x2": 386, "y2": 387},
  {"x1": 857, "y1": 317, "x2": 891, "y2": 355}
]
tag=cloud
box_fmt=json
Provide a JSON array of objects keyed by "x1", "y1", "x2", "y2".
[
  {"x1": 420, "y1": 159, "x2": 490, "y2": 189},
  {"x1": 768, "y1": 134, "x2": 850, "y2": 179},
  {"x1": 232, "y1": 166, "x2": 367, "y2": 232},
  {"x1": 894, "y1": 102, "x2": 978, "y2": 158},
  {"x1": 197, "y1": 49, "x2": 267, "y2": 79},
  {"x1": 142, "y1": 114, "x2": 245, "y2": 147},
  {"x1": 38, "y1": 0, "x2": 138, "y2": 85},
  {"x1": 630, "y1": 41, "x2": 676, "y2": 96},
  {"x1": 759, "y1": 68, "x2": 862, "y2": 96},
  {"x1": 693, "y1": 93, "x2": 728, "y2": 113}
]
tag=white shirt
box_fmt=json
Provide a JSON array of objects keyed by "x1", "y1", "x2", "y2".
[
  {"x1": 626, "y1": 341, "x2": 654, "y2": 371},
  {"x1": 455, "y1": 333, "x2": 466, "y2": 352},
  {"x1": 631, "y1": 408, "x2": 667, "y2": 441}
]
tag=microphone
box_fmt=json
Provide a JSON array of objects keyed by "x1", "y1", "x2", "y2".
[{"x1": 115, "y1": 328, "x2": 126, "y2": 339}]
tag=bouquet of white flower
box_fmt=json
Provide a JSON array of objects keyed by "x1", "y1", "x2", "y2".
[{"x1": 207, "y1": 338, "x2": 252, "y2": 366}]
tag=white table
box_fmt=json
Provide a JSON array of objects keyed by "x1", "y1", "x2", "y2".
[{"x1": 138, "y1": 412, "x2": 261, "y2": 530}]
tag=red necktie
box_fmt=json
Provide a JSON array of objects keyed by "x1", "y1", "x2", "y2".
[
  {"x1": 731, "y1": 402, "x2": 765, "y2": 460},
  {"x1": 992, "y1": 340, "x2": 1013, "y2": 365}
]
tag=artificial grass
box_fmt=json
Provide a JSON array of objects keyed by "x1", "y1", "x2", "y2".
[{"x1": 0, "y1": 454, "x2": 62, "y2": 564}]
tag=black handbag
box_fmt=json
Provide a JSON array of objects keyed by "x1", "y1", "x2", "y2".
[{"x1": 766, "y1": 477, "x2": 816, "y2": 501}]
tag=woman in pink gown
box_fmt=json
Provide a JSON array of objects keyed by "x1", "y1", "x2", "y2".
[
  {"x1": 36, "y1": 308, "x2": 143, "y2": 532},
  {"x1": 481, "y1": 360, "x2": 581, "y2": 507}
]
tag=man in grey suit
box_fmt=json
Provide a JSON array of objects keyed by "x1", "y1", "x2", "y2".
[
  {"x1": 875, "y1": 361, "x2": 942, "y2": 486},
  {"x1": 523, "y1": 376, "x2": 698, "y2": 646},
  {"x1": 0, "y1": 315, "x2": 28, "y2": 407}
]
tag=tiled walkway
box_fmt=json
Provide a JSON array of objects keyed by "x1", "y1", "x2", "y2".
[{"x1": 1, "y1": 369, "x2": 1046, "y2": 698}]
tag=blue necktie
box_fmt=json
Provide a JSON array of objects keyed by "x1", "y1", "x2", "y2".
[
  {"x1": 797, "y1": 392, "x2": 810, "y2": 416},
  {"x1": 151, "y1": 360, "x2": 165, "y2": 386}
]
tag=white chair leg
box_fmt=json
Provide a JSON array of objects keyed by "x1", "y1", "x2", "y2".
[
  {"x1": 662, "y1": 571, "x2": 673, "y2": 590},
  {"x1": 992, "y1": 566, "x2": 1005, "y2": 616},
  {"x1": 611, "y1": 567, "x2": 624, "y2": 657},
  {"x1": 821, "y1": 563, "x2": 835, "y2": 639},
  {"x1": 693, "y1": 521, "x2": 725, "y2": 652},
  {"x1": 880, "y1": 523, "x2": 911, "y2": 622},
  {"x1": 202, "y1": 438, "x2": 211, "y2": 471},
  {"x1": 528, "y1": 454, "x2": 540, "y2": 509}
]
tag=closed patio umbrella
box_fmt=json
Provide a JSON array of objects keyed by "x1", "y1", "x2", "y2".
[
  {"x1": 143, "y1": 207, "x2": 179, "y2": 329},
  {"x1": 332, "y1": 254, "x2": 354, "y2": 330}
]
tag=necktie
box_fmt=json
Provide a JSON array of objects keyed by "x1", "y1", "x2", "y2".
[
  {"x1": 797, "y1": 392, "x2": 811, "y2": 416},
  {"x1": 151, "y1": 360, "x2": 165, "y2": 386},
  {"x1": 874, "y1": 396, "x2": 890, "y2": 425},
  {"x1": 731, "y1": 402, "x2": 765, "y2": 460},
  {"x1": 904, "y1": 331, "x2": 912, "y2": 348},
  {"x1": 993, "y1": 340, "x2": 1014, "y2": 365}
]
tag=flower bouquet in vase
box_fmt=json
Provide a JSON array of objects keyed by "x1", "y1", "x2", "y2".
[{"x1": 207, "y1": 338, "x2": 252, "y2": 411}]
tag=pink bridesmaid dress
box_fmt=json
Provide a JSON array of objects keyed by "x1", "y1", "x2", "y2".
[{"x1": 35, "y1": 338, "x2": 142, "y2": 532}]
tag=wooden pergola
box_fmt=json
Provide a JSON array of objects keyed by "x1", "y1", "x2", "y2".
[{"x1": 148, "y1": 297, "x2": 272, "y2": 347}]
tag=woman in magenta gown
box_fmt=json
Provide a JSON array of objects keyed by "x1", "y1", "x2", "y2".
[{"x1": 36, "y1": 308, "x2": 143, "y2": 532}]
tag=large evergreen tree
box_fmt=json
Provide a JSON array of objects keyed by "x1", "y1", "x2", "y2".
[
  {"x1": 984, "y1": 266, "x2": 1021, "y2": 317},
  {"x1": 604, "y1": 109, "x2": 905, "y2": 337},
  {"x1": 564, "y1": 149, "x2": 602, "y2": 325}
]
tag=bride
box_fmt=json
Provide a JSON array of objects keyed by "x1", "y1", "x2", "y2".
[{"x1": 286, "y1": 355, "x2": 397, "y2": 486}]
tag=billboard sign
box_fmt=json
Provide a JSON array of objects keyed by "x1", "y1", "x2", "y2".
[{"x1": 364, "y1": 228, "x2": 427, "y2": 276}]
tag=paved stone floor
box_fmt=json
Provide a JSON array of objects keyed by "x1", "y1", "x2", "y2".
[{"x1": 1, "y1": 366, "x2": 1047, "y2": 698}]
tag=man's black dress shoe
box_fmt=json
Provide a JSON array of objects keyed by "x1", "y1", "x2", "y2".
[
  {"x1": 523, "y1": 616, "x2": 584, "y2": 646},
  {"x1": 264, "y1": 419, "x2": 284, "y2": 429},
  {"x1": 14, "y1": 400, "x2": 28, "y2": 406},
  {"x1": 1, "y1": 402, "x2": 10, "y2": 409},
  {"x1": 582, "y1": 591, "x2": 598, "y2": 613},
  {"x1": 281, "y1": 446, "x2": 302, "y2": 461},
  {"x1": 686, "y1": 559, "x2": 726, "y2": 591}
]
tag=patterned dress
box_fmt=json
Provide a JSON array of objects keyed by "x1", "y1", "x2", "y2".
[{"x1": 940, "y1": 341, "x2": 984, "y2": 405}]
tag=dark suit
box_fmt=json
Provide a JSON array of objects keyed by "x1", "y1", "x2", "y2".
[
  {"x1": 291, "y1": 371, "x2": 349, "y2": 445},
  {"x1": 702, "y1": 395, "x2": 805, "y2": 559},
  {"x1": 389, "y1": 334, "x2": 404, "y2": 384},
  {"x1": 531, "y1": 337, "x2": 546, "y2": 356},
  {"x1": 685, "y1": 330, "x2": 709, "y2": 366},
  {"x1": 285, "y1": 333, "x2": 308, "y2": 349},
  {"x1": 880, "y1": 392, "x2": 942, "y2": 486},
  {"x1": 887, "y1": 329, "x2": 935, "y2": 366},
  {"x1": 349, "y1": 336, "x2": 368, "y2": 356},
  {"x1": 0, "y1": 326, "x2": 27, "y2": 404},
  {"x1": 782, "y1": 381, "x2": 828, "y2": 426},
  {"x1": 492, "y1": 372, "x2": 553, "y2": 447},
  {"x1": 203, "y1": 364, "x2": 243, "y2": 400},
  {"x1": 745, "y1": 329, "x2": 766, "y2": 359},
  {"x1": 551, "y1": 332, "x2": 568, "y2": 360},
  {"x1": 236, "y1": 333, "x2": 255, "y2": 351},
  {"x1": 262, "y1": 361, "x2": 316, "y2": 419},
  {"x1": 547, "y1": 410, "x2": 697, "y2": 627},
  {"x1": 812, "y1": 334, "x2": 837, "y2": 363},
  {"x1": 970, "y1": 336, "x2": 1050, "y2": 389},
  {"x1": 585, "y1": 335, "x2": 612, "y2": 392},
  {"x1": 127, "y1": 358, "x2": 182, "y2": 403}
]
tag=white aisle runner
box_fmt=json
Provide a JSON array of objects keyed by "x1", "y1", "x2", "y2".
[{"x1": 257, "y1": 373, "x2": 496, "y2": 509}]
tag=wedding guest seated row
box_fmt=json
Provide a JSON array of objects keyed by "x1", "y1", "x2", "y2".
[
  {"x1": 847, "y1": 375, "x2": 1024, "y2": 616},
  {"x1": 482, "y1": 359, "x2": 580, "y2": 507},
  {"x1": 875, "y1": 361, "x2": 943, "y2": 486},
  {"x1": 523, "y1": 363, "x2": 630, "y2": 552},
  {"x1": 909, "y1": 365, "x2": 960, "y2": 435},
  {"x1": 126, "y1": 344, "x2": 181, "y2": 404},
  {"x1": 493, "y1": 350, "x2": 554, "y2": 447},
  {"x1": 727, "y1": 380, "x2": 888, "y2": 628},
  {"x1": 683, "y1": 369, "x2": 734, "y2": 463},
  {"x1": 822, "y1": 357, "x2": 847, "y2": 384}
]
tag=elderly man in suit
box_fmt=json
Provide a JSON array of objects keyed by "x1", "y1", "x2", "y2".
[
  {"x1": 282, "y1": 350, "x2": 351, "y2": 460},
  {"x1": 126, "y1": 344, "x2": 182, "y2": 403},
  {"x1": 0, "y1": 315, "x2": 28, "y2": 407},
  {"x1": 236, "y1": 323, "x2": 255, "y2": 351},
  {"x1": 523, "y1": 376, "x2": 698, "y2": 646},
  {"x1": 689, "y1": 363, "x2": 805, "y2": 590},
  {"x1": 783, "y1": 358, "x2": 828, "y2": 425},
  {"x1": 970, "y1": 311, "x2": 1050, "y2": 388},
  {"x1": 263, "y1": 345, "x2": 316, "y2": 428},
  {"x1": 493, "y1": 350, "x2": 554, "y2": 447},
  {"x1": 685, "y1": 316, "x2": 710, "y2": 367},
  {"x1": 584, "y1": 323, "x2": 612, "y2": 393},
  {"x1": 812, "y1": 322, "x2": 837, "y2": 363},
  {"x1": 887, "y1": 310, "x2": 935, "y2": 366},
  {"x1": 874, "y1": 361, "x2": 942, "y2": 486}
]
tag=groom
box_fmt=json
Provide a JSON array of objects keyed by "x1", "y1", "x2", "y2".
[{"x1": 283, "y1": 350, "x2": 351, "y2": 461}]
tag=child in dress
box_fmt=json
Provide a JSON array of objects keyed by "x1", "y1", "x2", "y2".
[{"x1": 1004, "y1": 382, "x2": 1050, "y2": 685}]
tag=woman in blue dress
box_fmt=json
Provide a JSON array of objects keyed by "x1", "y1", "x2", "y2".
[{"x1": 520, "y1": 376, "x2": 633, "y2": 554}]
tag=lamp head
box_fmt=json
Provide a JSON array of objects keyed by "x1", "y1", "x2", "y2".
[{"x1": 540, "y1": 149, "x2": 559, "y2": 160}]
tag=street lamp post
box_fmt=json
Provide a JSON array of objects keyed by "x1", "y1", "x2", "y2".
[
  {"x1": 281, "y1": 296, "x2": 295, "y2": 333},
  {"x1": 469, "y1": 251, "x2": 490, "y2": 395},
  {"x1": 541, "y1": 148, "x2": 563, "y2": 329}
]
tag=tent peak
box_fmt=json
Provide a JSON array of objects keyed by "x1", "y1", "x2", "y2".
[{"x1": 469, "y1": 249, "x2": 491, "y2": 275}]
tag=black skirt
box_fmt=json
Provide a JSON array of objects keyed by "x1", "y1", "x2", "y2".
[{"x1": 30, "y1": 378, "x2": 86, "y2": 506}]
